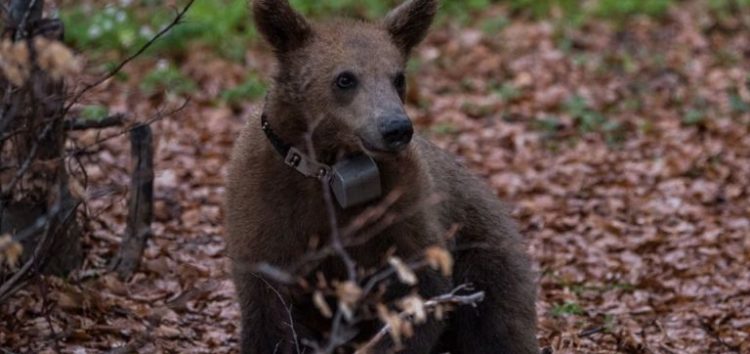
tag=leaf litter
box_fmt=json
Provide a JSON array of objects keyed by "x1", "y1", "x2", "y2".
[{"x1": 1, "y1": 2, "x2": 750, "y2": 353}]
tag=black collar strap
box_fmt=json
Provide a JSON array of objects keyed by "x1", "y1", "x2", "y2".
[{"x1": 261, "y1": 114, "x2": 332, "y2": 180}]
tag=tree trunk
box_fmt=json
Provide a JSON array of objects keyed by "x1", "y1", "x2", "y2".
[
  {"x1": 0, "y1": 0, "x2": 81, "y2": 277},
  {"x1": 112, "y1": 125, "x2": 154, "y2": 279}
]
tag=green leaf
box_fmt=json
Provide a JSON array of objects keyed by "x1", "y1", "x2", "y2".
[
  {"x1": 80, "y1": 105, "x2": 110, "y2": 121},
  {"x1": 683, "y1": 109, "x2": 706, "y2": 126},
  {"x1": 552, "y1": 302, "x2": 585, "y2": 317}
]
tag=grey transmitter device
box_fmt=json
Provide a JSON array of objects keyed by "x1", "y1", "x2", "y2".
[{"x1": 330, "y1": 154, "x2": 382, "y2": 209}]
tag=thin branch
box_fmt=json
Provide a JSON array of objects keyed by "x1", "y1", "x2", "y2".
[
  {"x1": 12, "y1": 0, "x2": 41, "y2": 41},
  {"x1": 0, "y1": 205, "x2": 58, "y2": 303},
  {"x1": 355, "y1": 285, "x2": 485, "y2": 354},
  {"x1": 64, "y1": 0, "x2": 196, "y2": 112},
  {"x1": 302, "y1": 122, "x2": 356, "y2": 281},
  {"x1": 361, "y1": 259, "x2": 428, "y2": 298},
  {"x1": 37, "y1": 278, "x2": 62, "y2": 352},
  {"x1": 256, "y1": 275, "x2": 302, "y2": 354},
  {"x1": 64, "y1": 114, "x2": 127, "y2": 131},
  {"x1": 289, "y1": 192, "x2": 442, "y2": 277},
  {"x1": 319, "y1": 310, "x2": 350, "y2": 354},
  {"x1": 0, "y1": 197, "x2": 80, "y2": 303},
  {"x1": 68, "y1": 98, "x2": 190, "y2": 156},
  {"x1": 0, "y1": 121, "x2": 54, "y2": 198},
  {"x1": 0, "y1": 86, "x2": 16, "y2": 136},
  {"x1": 0, "y1": 203, "x2": 59, "y2": 255}
]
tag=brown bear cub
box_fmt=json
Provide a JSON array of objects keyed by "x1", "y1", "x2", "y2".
[{"x1": 226, "y1": 0, "x2": 538, "y2": 353}]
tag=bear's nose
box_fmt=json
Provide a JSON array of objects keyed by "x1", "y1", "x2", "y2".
[{"x1": 380, "y1": 116, "x2": 414, "y2": 151}]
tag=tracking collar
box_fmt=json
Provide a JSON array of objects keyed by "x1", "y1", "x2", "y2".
[
  {"x1": 261, "y1": 113, "x2": 332, "y2": 180},
  {"x1": 260, "y1": 113, "x2": 382, "y2": 209}
]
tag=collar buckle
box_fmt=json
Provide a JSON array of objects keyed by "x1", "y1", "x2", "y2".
[{"x1": 284, "y1": 147, "x2": 332, "y2": 181}]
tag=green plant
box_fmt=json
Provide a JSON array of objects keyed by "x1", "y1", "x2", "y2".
[
  {"x1": 683, "y1": 109, "x2": 706, "y2": 126},
  {"x1": 491, "y1": 82, "x2": 521, "y2": 102},
  {"x1": 595, "y1": 0, "x2": 672, "y2": 18},
  {"x1": 551, "y1": 301, "x2": 585, "y2": 317},
  {"x1": 140, "y1": 63, "x2": 197, "y2": 96},
  {"x1": 221, "y1": 74, "x2": 267, "y2": 105},
  {"x1": 61, "y1": 0, "x2": 505, "y2": 61},
  {"x1": 563, "y1": 96, "x2": 627, "y2": 144},
  {"x1": 508, "y1": 0, "x2": 581, "y2": 19},
  {"x1": 159, "y1": 0, "x2": 256, "y2": 61},
  {"x1": 480, "y1": 15, "x2": 510, "y2": 35},
  {"x1": 79, "y1": 105, "x2": 110, "y2": 121},
  {"x1": 534, "y1": 116, "x2": 564, "y2": 134},
  {"x1": 565, "y1": 96, "x2": 607, "y2": 132},
  {"x1": 730, "y1": 93, "x2": 750, "y2": 114},
  {"x1": 62, "y1": 5, "x2": 155, "y2": 53},
  {"x1": 430, "y1": 122, "x2": 460, "y2": 136},
  {"x1": 709, "y1": 0, "x2": 750, "y2": 11}
]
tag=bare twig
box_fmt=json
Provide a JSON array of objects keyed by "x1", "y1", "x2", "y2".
[
  {"x1": 579, "y1": 326, "x2": 606, "y2": 338},
  {"x1": 37, "y1": 277, "x2": 62, "y2": 352},
  {"x1": 355, "y1": 285, "x2": 485, "y2": 354},
  {"x1": 111, "y1": 124, "x2": 154, "y2": 279},
  {"x1": 0, "y1": 203, "x2": 59, "y2": 257},
  {"x1": 11, "y1": 0, "x2": 42, "y2": 41},
  {"x1": 361, "y1": 259, "x2": 429, "y2": 298},
  {"x1": 251, "y1": 114, "x2": 460, "y2": 353},
  {"x1": 287, "y1": 190, "x2": 403, "y2": 275},
  {"x1": 64, "y1": 0, "x2": 196, "y2": 112},
  {"x1": 68, "y1": 99, "x2": 190, "y2": 155},
  {"x1": 256, "y1": 275, "x2": 302, "y2": 354},
  {"x1": 0, "y1": 120, "x2": 54, "y2": 198},
  {"x1": 301, "y1": 119, "x2": 364, "y2": 354},
  {"x1": 0, "y1": 200, "x2": 71, "y2": 303},
  {"x1": 289, "y1": 192, "x2": 443, "y2": 277},
  {"x1": 64, "y1": 114, "x2": 127, "y2": 131},
  {"x1": 303, "y1": 128, "x2": 357, "y2": 282}
]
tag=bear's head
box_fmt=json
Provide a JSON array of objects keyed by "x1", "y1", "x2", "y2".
[{"x1": 254, "y1": 0, "x2": 438, "y2": 161}]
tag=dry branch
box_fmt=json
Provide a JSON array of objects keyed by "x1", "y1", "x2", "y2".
[
  {"x1": 65, "y1": 0, "x2": 196, "y2": 112},
  {"x1": 10, "y1": 0, "x2": 43, "y2": 40},
  {"x1": 0, "y1": 197, "x2": 80, "y2": 303},
  {"x1": 246, "y1": 119, "x2": 475, "y2": 354},
  {"x1": 355, "y1": 286, "x2": 485, "y2": 354},
  {"x1": 111, "y1": 124, "x2": 154, "y2": 279},
  {"x1": 64, "y1": 114, "x2": 126, "y2": 131}
]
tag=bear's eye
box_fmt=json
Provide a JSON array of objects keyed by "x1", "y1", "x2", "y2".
[
  {"x1": 335, "y1": 72, "x2": 358, "y2": 90},
  {"x1": 394, "y1": 72, "x2": 406, "y2": 94}
]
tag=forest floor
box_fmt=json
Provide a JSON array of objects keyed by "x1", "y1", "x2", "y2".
[{"x1": 2, "y1": 2, "x2": 750, "y2": 353}]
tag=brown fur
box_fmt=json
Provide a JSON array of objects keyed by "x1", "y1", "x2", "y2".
[{"x1": 226, "y1": 1, "x2": 538, "y2": 353}]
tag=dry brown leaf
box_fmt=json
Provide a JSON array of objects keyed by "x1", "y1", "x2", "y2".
[
  {"x1": 336, "y1": 281, "x2": 363, "y2": 321},
  {"x1": 398, "y1": 295, "x2": 427, "y2": 324},
  {"x1": 0, "y1": 234, "x2": 23, "y2": 269},
  {"x1": 335, "y1": 281, "x2": 363, "y2": 309},
  {"x1": 33, "y1": 38, "x2": 81, "y2": 80},
  {"x1": 0, "y1": 40, "x2": 30, "y2": 86},
  {"x1": 313, "y1": 291, "x2": 333, "y2": 319},
  {"x1": 377, "y1": 304, "x2": 403, "y2": 347},
  {"x1": 388, "y1": 257, "x2": 418, "y2": 285},
  {"x1": 424, "y1": 246, "x2": 453, "y2": 277}
]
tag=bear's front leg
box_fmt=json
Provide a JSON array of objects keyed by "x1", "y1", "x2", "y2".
[
  {"x1": 372, "y1": 268, "x2": 452, "y2": 353},
  {"x1": 236, "y1": 273, "x2": 298, "y2": 354},
  {"x1": 449, "y1": 244, "x2": 539, "y2": 354}
]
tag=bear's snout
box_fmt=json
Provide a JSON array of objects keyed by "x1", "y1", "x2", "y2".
[{"x1": 379, "y1": 114, "x2": 413, "y2": 152}]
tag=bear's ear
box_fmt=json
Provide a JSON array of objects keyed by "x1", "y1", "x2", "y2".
[
  {"x1": 253, "y1": 0, "x2": 312, "y2": 53},
  {"x1": 383, "y1": 0, "x2": 439, "y2": 55}
]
